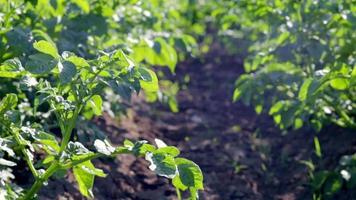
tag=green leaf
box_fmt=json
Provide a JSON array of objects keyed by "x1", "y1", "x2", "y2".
[
  {"x1": 2, "y1": 58, "x2": 23, "y2": 70},
  {"x1": 155, "y1": 146, "x2": 180, "y2": 157},
  {"x1": 0, "y1": 71, "x2": 20, "y2": 78},
  {"x1": 71, "y1": 0, "x2": 90, "y2": 13},
  {"x1": 324, "y1": 173, "x2": 342, "y2": 196},
  {"x1": 145, "y1": 152, "x2": 177, "y2": 178},
  {"x1": 80, "y1": 161, "x2": 107, "y2": 178},
  {"x1": 33, "y1": 131, "x2": 60, "y2": 154},
  {"x1": 313, "y1": 137, "x2": 322, "y2": 158},
  {"x1": 109, "y1": 80, "x2": 133, "y2": 101},
  {"x1": 128, "y1": 141, "x2": 156, "y2": 156},
  {"x1": 138, "y1": 67, "x2": 152, "y2": 82},
  {"x1": 0, "y1": 94, "x2": 18, "y2": 114},
  {"x1": 232, "y1": 88, "x2": 241, "y2": 102},
  {"x1": 311, "y1": 171, "x2": 330, "y2": 190},
  {"x1": 25, "y1": 53, "x2": 57, "y2": 74},
  {"x1": 139, "y1": 68, "x2": 159, "y2": 93},
  {"x1": 298, "y1": 78, "x2": 313, "y2": 101},
  {"x1": 33, "y1": 40, "x2": 59, "y2": 58},
  {"x1": 145, "y1": 38, "x2": 177, "y2": 73},
  {"x1": 294, "y1": 118, "x2": 303, "y2": 129},
  {"x1": 269, "y1": 101, "x2": 283, "y2": 115},
  {"x1": 255, "y1": 105, "x2": 263, "y2": 114},
  {"x1": 73, "y1": 160, "x2": 104, "y2": 198},
  {"x1": 330, "y1": 78, "x2": 349, "y2": 90},
  {"x1": 352, "y1": 66, "x2": 356, "y2": 77},
  {"x1": 168, "y1": 97, "x2": 179, "y2": 113},
  {"x1": 173, "y1": 158, "x2": 204, "y2": 191},
  {"x1": 112, "y1": 50, "x2": 135, "y2": 69},
  {"x1": 59, "y1": 61, "x2": 77, "y2": 84},
  {"x1": 0, "y1": 58, "x2": 23, "y2": 78},
  {"x1": 88, "y1": 95, "x2": 103, "y2": 116},
  {"x1": 68, "y1": 56, "x2": 90, "y2": 68}
]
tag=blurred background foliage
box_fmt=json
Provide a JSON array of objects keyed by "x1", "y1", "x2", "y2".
[{"x1": 0, "y1": 0, "x2": 355, "y2": 199}]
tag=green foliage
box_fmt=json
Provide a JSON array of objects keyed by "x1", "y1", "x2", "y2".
[
  {"x1": 0, "y1": 38, "x2": 203, "y2": 199},
  {"x1": 0, "y1": 0, "x2": 204, "y2": 198},
  {"x1": 310, "y1": 153, "x2": 356, "y2": 199},
  {"x1": 0, "y1": 0, "x2": 201, "y2": 114},
  {"x1": 228, "y1": 0, "x2": 356, "y2": 131}
]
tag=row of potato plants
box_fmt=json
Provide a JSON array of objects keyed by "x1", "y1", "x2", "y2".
[
  {"x1": 176, "y1": 0, "x2": 356, "y2": 198},
  {"x1": 212, "y1": 0, "x2": 355, "y2": 198},
  {"x1": 0, "y1": 0, "x2": 204, "y2": 199}
]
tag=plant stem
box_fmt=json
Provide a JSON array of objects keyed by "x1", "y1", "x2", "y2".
[
  {"x1": 22, "y1": 161, "x2": 59, "y2": 200},
  {"x1": 61, "y1": 147, "x2": 130, "y2": 169},
  {"x1": 61, "y1": 153, "x2": 101, "y2": 169},
  {"x1": 23, "y1": 103, "x2": 82, "y2": 199},
  {"x1": 23, "y1": 150, "x2": 128, "y2": 199},
  {"x1": 58, "y1": 106, "x2": 81, "y2": 154},
  {"x1": 175, "y1": 187, "x2": 182, "y2": 200}
]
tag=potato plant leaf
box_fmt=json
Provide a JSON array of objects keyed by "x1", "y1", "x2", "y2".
[
  {"x1": 25, "y1": 54, "x2": 57, "y2": 74},
  {"x1": 59, "y1": 61, "x2": 77, "y2": 84},
  {"x1": 330, "y1": 78, "x2": 349, "y2": 90},
  {"x1": 73, "y1": 160, "x2": 103, "y2": 198},
  {"x1": 145, "y1": 152, "x2": 177, "y2": 178},
  {"x1": 33, "y1": 40, "x2": 59, "y2": 59},
  {"x1": 298, "y1": 78, "x2": 313, "y2": 101},
  {"x1": 139, "y1": 67, "x2": 159, "y2": 93},
  {"x1": 173, "y1": 158, "x2": 204, "y2": 191}
]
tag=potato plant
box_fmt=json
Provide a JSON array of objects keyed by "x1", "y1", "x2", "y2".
[
  {"x1": 0, "y1": 0, "x2": 201, "y2": 114},
  {"x1": 228, "y1": 0, "x2": 356, "y2": 131},
  {"x1": 0, "y1": 40, "x2": 203, "y2": 199},
  {"x1": 310, "y1": 153, "x2": 356, "y2": 199}
]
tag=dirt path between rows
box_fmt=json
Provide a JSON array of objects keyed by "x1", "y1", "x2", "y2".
[{"x1": 38, "y1": 49, "x2": 355, "y2": 200}]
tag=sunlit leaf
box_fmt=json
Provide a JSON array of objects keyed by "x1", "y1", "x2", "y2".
[{"x1": 33, "y1": 40, "x2": 59, "y2": 58}]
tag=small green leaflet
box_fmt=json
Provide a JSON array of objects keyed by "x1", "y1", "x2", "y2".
[
  {"x1": 88, "y1": 95, "x2": 103, "y2": 116},
  {"x1": 144, "y1": 38, "x2": 178, "y2": 73},
  {"x1": 173, "y1": 158, "x2": 204, "y2": 191},
  {"x1": 0, "y1": 58, "x2": 23, "y2": 78},
  {"x1": 330, "y1": 78, "x2": 349, "y2": 90},
  {"x1": 139, "y1": 67, "x2": 159, "y2": 93},
  {"x1": 314, "y1": 136, "x2": 322, "y2": 158},
  {"x1": 73, "y1": 160, "x2": 106, "y2": 198},
  {"x1": 58, "y1": 61, "x2": 77, "y2": 84},
  {"x1": 33, "y1": 40, "x2": 59, "y2": 59},
  {"x1": 0, "y1": 94, "x2": 18, "y2": 114},
  {"x1": 232, "y1": 88, "x2": 242, "y2": 102},
  {"x1": 298, "y1": 78, "x2": 313, "y2": 101},
  {"x1": 269, "y1": 101, "x2": 283, "y2": 115},
  {"x1": 145, "y1": 152, "x2": 177, "y2": 178},
  {"x1": 64, "y1": 55, "x2": 89, "y2": 68}
]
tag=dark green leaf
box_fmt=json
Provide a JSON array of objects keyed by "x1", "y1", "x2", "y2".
[
  {"x1": 59, "y1": 61, "x2": 77, "y2": 84},
  {"x1": 173, "y1": 158, "x2": 203, "y2": 191},
  {"x1": 25, "y1": 54, "x2": 57, "y2": 74},
  {"x1": 145, "y1": 152, "x2": 177, "y2": 178}
]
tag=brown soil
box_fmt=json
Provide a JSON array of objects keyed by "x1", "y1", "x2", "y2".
[{"x1": 36, "y1": 49, "x2": 355, "y2": 200}]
